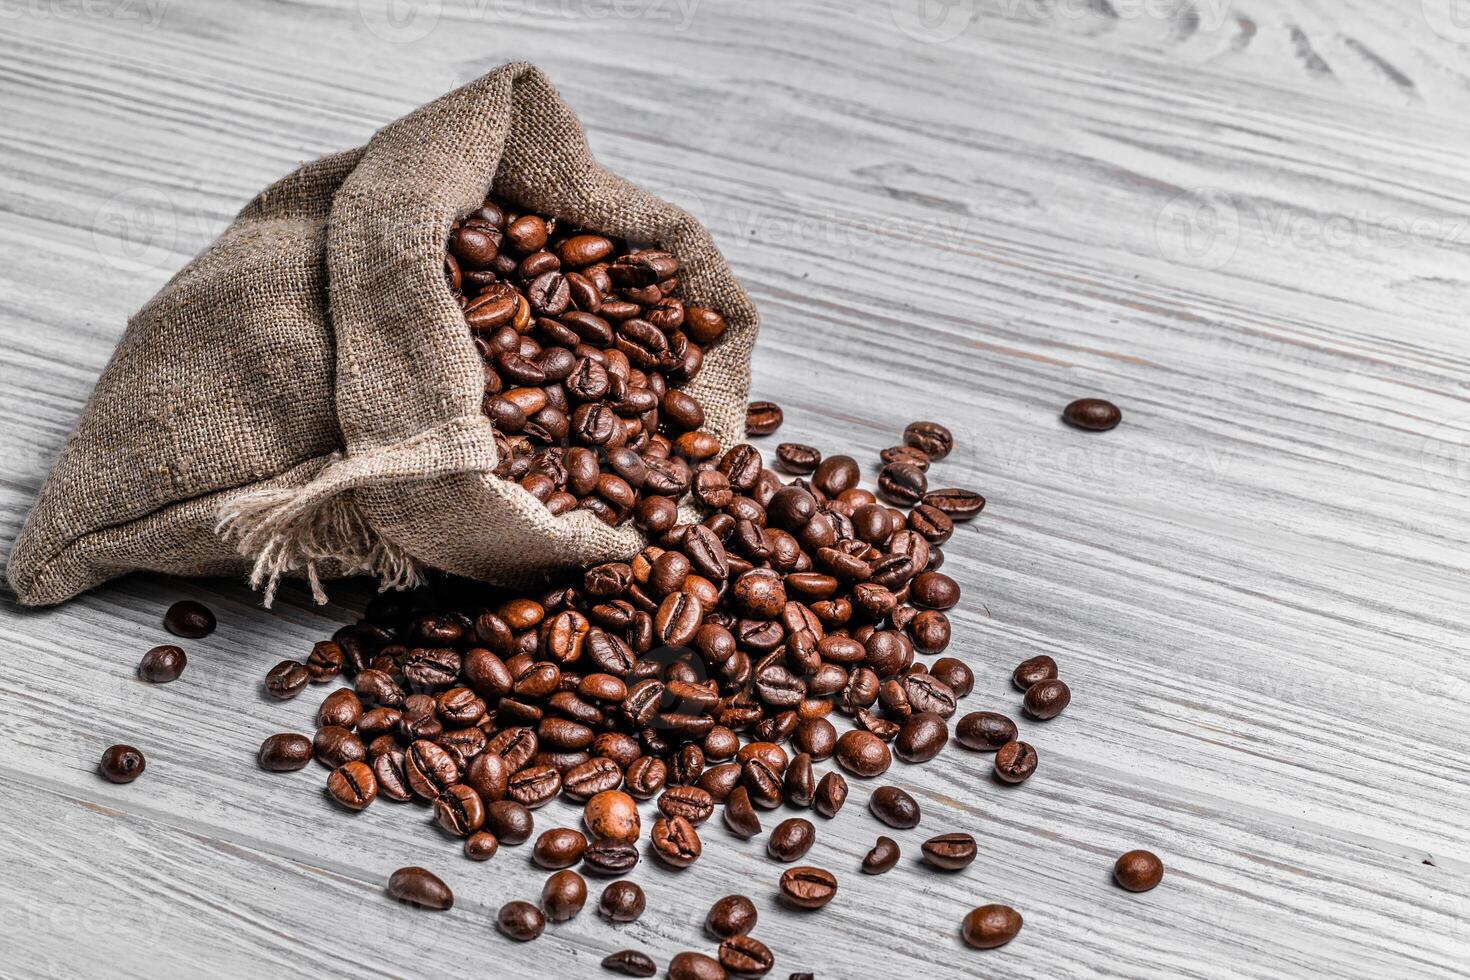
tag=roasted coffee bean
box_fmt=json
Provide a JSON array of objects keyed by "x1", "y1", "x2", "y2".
[
  {"x1": 138, "y1": 645, "x2": 186, "y2": 683},
  {"x1": 497, "y1": 900, "x2": 545, "y2": 941},
  {"x1": 99, "y1": 744, "x2": 145, "y2": 783},
  {"x1": 314, "y1": 727, "x2": 365, "y2": 769},
  {"x1": 584, "y1": 789, "x2": 641, "y2": 842},
  {"x1": 670, "y1": 951, "x2": 727, "y2": 980},
  {"x1": 880, "y1": 444, "x2": 930, "y2": 470},
  {"x1": 164, "y1": 600, "x2": 215, "y2": 638},
  {"x1": 328, "y1": 761, "x2": 378, "y2": 810},
  {"x1": 723, "y1": 785, "x2": 762, "y2": 838},
  {"x1": 767, "y1": 817, "x2": 816, "y2": 862},
  {"x1": 956, "y1": 712, "x2": 1018, "y2": 752},
  {"x1": 533, "y1": 827, "x2": 588, "y2": 869},
  {"x1": 903, "y1": 421, "x2": 953, "y2": 460},
  {"x1": 317, "y1": 688, "x2": 363, "y2": 729},
  {"x1": 1114, "y1": 849, "x2": 1164, "y2": 892},
  {"x1": 930, "y1": 656, "x2": 973, "y2": 697},
  {"x1": 705, "y1": 894, "x2": 758, "y2": 938},
  {"x1": 434, "y1": 783, "x2": 486, "y2": 835},
  {"x1": 486, "y1": 800, "x2": 535, "y2": 844},
  {"x1": 1023, "y1": 678, "x2": 1071, "y2": 720},
  {"x1": 921, "y1": 488, "x2": 985, "y2": 520},
  {"x1": 464, "y1": 831, "x2": 499, "y2": 861},
  {"x1": 583, "y1": 838, "x2": 640, "y2": 876},
  {"x1": 599, "y1": 880, "x2": 647, "y2": 922},
  {"x1": 834, "y1": 730, "x2": 891, "y2": 778},
  {"x1": 265, "y1": 660, "x2": 310, "y2": 700},
  {"x1": 258, "y1": 733, "x2": 313, "y2": 772},
  {"x1": 387, "y1": 867, "x2": 453, "y2": 910},
  {"x1": 741, "y1": 758, "x2": 784, "y2": 809},
  {"x1": 373, "y1": 749, "x2": 413, "y2": 801},
  {"x1": 921, "y1": 832, "x2": 977, "y2": 870},
  {"x1": 465, "y1": 752, "x2": 511, "y2": 802},
  {"x1": 1012, "y1": 655, "x2": 1057, "y2": 690},
  {"x1": 779, "y1": 866, "x2": 837, "y2": 910},
  {"x1": 868, "y1": 785, "x2": 921, "y2": 829},
  {"x1": 907, "y1": 503, "x2": 954, "y2": 544},
  {"x1": 895, "y1": 712, "x2": 949, "y2": 763},
  {"x1": 746, "y1": 401, "x2": 783, "y2": 436},
  {"x1": 783, "y1": 752, "x2": 816, "y2": 807},
  {"x1": 306, "y1": 640, "x2": 346, "y2": 682},
  {"x1": 719, "y1": 935, "x2": 775, "y2": 977},
  {"x1": 877, "y1": 462, "x2": 927, "y2": 505},
  {"x1": 862, "y1": 835, "x2": 900, "y2": 875},
  {"x1": 510, "y1": 765, "x2": 563, "y2": 807},
  {"x1": 961, "y1": 904, "x2": 1023, "y2": 949},
  {"x1": 625, "y1": 754, "x2": 668, "y2": 799},
  {"x1": 602, "y1": 950, "x2": 657, "y2": 977},
  {"x1": 994, "y1": 741, "x2": 1038, "y2": 784},
  {"x1": 813, "y1": 770, "x2": 848, "y2": 818},
  {"x1": 404, "y1": 739, "x2": 457, "y2": 799},
  {"x1": 542, "y1": 868, "x2": 588, "y2": 922},
  {"x1": 1062, "y1": 397, "x2": 1122, "y2": 431},
  {"x1": 775, "y1": 443, "x2": 821, "y2": 474},
  {"x1": 910, "y1": 571, "x2": 960, "y2": 609},
  {"x1": 812, "y1": 455, "x2": 859, "y2": 497},
  {"x1": 659, "y1": 785, "x2": 715, "y2": 824},
  {"x1": 650, "y1": 814, "x2": 702, "y2": 868},
  {"x1": 791, "y1": 717, "x2": 836, "y2": 760}
]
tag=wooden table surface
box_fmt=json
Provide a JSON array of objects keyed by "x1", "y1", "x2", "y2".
[{"x1": 2, "y1": 2, "x2": 1468, "y2": 977}]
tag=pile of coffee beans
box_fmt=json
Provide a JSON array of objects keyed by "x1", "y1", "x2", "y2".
[{"x1": 448, "y1": 194, "x2": 731, "y2": 526}]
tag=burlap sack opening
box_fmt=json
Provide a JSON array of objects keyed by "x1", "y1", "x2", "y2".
[{"x1": 7, "y1": 62, "x2": 758, "y2": 607}]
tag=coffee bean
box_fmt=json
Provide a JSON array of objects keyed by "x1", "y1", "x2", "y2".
[
  {"x1": 306, "y1": 640, "x2": 346, "y2": 682},
  {"x1": 895, "y1": 712, "x2": 949, "y2": 763},
  {"x1": 264, "y1": 660, "x2": 309, "y2": 700},
  {"x1": 533, "y1": 827, "x2": 588, "y2": 869},
  {"x1": 719, "y1": 935, "x2": 775, "y2": 977},
  {"x1": 921, "y1": 832, "x2": 977, "y2": 870},
  {"x1": 99, "y1": 744, "x2": 145, "y2": 783},
  {"x1": 921, "y1": 488, "x2": 985, "y2": 520},
  {"x1": 313, "y1": 727, "x2": 365, "y2": 769},
  {"x1": 497, "y1": 900, "x2": 545, "y2": 941},
  {"x1": 659, "y1": 785, "x2": 715, "y2": 824},
  {"x1": 509, "y1": 764, "x2": 562, "y2": 807},
  {"x1": 164, "y1": 600, "x2": 215, "y2": 638},
  {"x1": 1113, "y1": 849, "x2": 1164, "y2": 892},
  {"x1": 403, "y1": 739, "x2": 457, "y2": 798},
  {"x1": 541, "y1": 868, "x2": 587, "y2": 921},
  {"x1": 955, "y1": 712, "x2": 1017, "y2": 752},
  {"x1": 775, "y1": 443, "x2": 821, "y2": 474},
  {"x1": 877, "y1": 462, "x2": 927, "y2": 505},
  {"x1": 813, "y1": 771, "x2": 848, "y2": 818},
  {"x1": 317, "y1": 688, "x2": 363, "y2": 729},
  {"x1": 1011, "y1": 654, "x2": 1057, "y2": 690},
  {"x1": 862, "y1": 835, "x2": 900, "y2": 875},
  {"x1": 723, "y1": 785, "x2": 762, "y2": 838},
  {"x1": 583, "y1": 838, "x2": 640, "y2": 876},
  {"x1": 137, "y1": 645, "x2": 186, "y2": 683},
  {"x1": 910, "y1": 571, "x2": 960, "y2": 610},
  {"x1": 485, "y1": 800, "x2": 534, "y2": 844},
  {"x1": 768, "y1": 817, "x2": 816, "y2": 862},
  {"x1": 746, "y1": 401, "x2": 783, "y2": 436},
  {"x1": 779, "y1": 866, "x2": 837, "y2": 910},
  {"x1": 812, "y1": 455, "x2": 860, "y2": 497},
  {"x1": 601, "y1": 950, "x2": 657, "y2": 977},
  {"x1": 434, "y1": 783, "x2": 485, "y2": 835},
  {"x1": 961, "y1": 904, "x2": 1022, "y2": 949},
  {"x1": 584, "y1": 788, "x2": 640, "y2": 842},
  {"x1": 994, "y1": 741, "x2": 1038, "y2": 784},
  {"x1": 258, "y1": 733, "x2": 313, "y2": 772},
  {"x1": 868, "y1": 786, "x2": 921, "y2": 829},
  {"x1": 706, "y1": 894, "x2": 758, "y2": 938},
  {"x1": 669, "y1": 951, "x2": 727, "y2": 980},
  {"x1": 464, "y1": 831, "x2": 499, "y2": 861},
  {"x1": 327, "y1": 761, "x2": 377, "y2": 810},
  {"x1": 834, "y1": 730, "x2": 891, "y2": 778},
  {"x1": 373, "y1": 749, "x2": 413, "y2": 801},
  {"x1": 650, "y1": 814, "x2": 702, "y2": 868},
  {"x1": 783, "y1": 753, "x2": 815, "y2": 808},
  {"x1": 1062, "y1": 397, "x2": 1121, "y2": 431},
  {"x1": 903, "y1": 421, "x2": 953, "y2": 460},
  {"x1": 930, "y1": 657, "x2": 973, "y2": 697},
  {"x1": 599, "y1": 881, "x2": 647, "y2": 922},
  {"x1": 1023, "y1": 678, "x2": 1071, "y2": 720},
  {"x1": 387, "y1": 867, "x2": 453, "y2": 910}
]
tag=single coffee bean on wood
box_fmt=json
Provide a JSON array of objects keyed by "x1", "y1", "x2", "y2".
[
  {"x1": 779, "y1": 866, "x2": 837, "y2": 910},
  {"x1": 705, "y1": 894, "x2": 758, "y2": 938},
  {"x1": 327, "y1": 761, "x2": 377, "y2": 810},
  {"x1": 650, "y1": 814, "x2": 702, "y2": 868},
  {"x1": 1023, "y1": 678, "x2": 1071, "y2": 720},
  {"x1": 138, "y1": 645, "x2": 186, "y2": 683},
  {"x1": 602, "y1": 950, "x2": 657, "y2": 977},
  {"x1": 920, "y1": 488, "x2": 985, "y2": 520},
  {"x1": 921, "y1": 832, "x2": 977, "y2": 870},
  {"x1": 813, "y1": 771, "x2": 848, "y2": 818},
  {"x1": 862, "y1": 836, "x2": 900, "y2": 875},
  {"x1": 541, "y1": 868, "x2": 588, "y2": 921},
  {"x1": 464, "y1": 831, "x2": 499, "y2": 861},
  {"x1": 746, "y1": 401, "x2": 784, "y2": 436},
  {"x1": 533, "y1": 827, "x2": 588, "y2": 869},
  {"x1": 258, "y1": 733, "x2": 313, "y2": 772},
  {"x1": 583, "y1": 838, "x2": 641, "y2": 876},
  {"x1": 1062, "y1": 397, "x2": 1122, "y2": 431},
  {"x1": 994, "y1": 741, "x2": 1038, "y2": 784},
  {"x1": 719, "y1": 935, "x2": 775, "y2": 977},
  {"x1": 962, "y1": 905, "x2": 1023, "y2": 949},
  {"x1": 775, "y1": 443, "x2": 821, "y2": 474},
  {"x1": 264, "y1": 660, "x2": 309, "y2": 700},
  {"x1": 868, "y1": 785, "x2": 921, "y2": 829},
  {"x1": 903, "y1": 421, "x2": 953, "y2": 460},
  {"x1": 584, "y1": 789, "x2": 641, "y2": 842},
  {"x1": 1011, "y1": 654, "x2": 1057, "y2": 690},
  {"x1": 955, "y1": 712, "x2": 1017, "y2": 752},
  {"x1": 485, "y1": 800, "x2": 534, "y2": 845},
  {"x1": 386, "y1": 867, "x2": 452, "y2": 910},
  {"x1": 1114, "y1": 849, "x2": 1165, "y2": 892},
  {"x1": 599, "y1": 881, "x2": 646, "y2": 922},
  {"x1": 164, "y1": 600, "x2": 215, "y2": 638},
  {"x1": 497, "y1": 900, "x2": 545, "y2": 941},
  {"x1": 834, "y1": 730, "x2": 891, "y2": 778},
  {"x1": 767, "y1": 817, "x2": 816, "y2": 862},
  {"x1": 99, "y1": 744, "x2": 145, "y2": 783},
  {"x1": 669, "y1": 951, "x2": 727, "y2": 980}
]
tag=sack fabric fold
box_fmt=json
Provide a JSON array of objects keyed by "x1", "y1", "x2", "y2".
[{"x1": 8, "y1": 62, "x2": 758, "y2": 606}]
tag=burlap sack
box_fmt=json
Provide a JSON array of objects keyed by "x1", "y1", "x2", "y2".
[{"x1": 7, "y1": 62, "x2": 758, "y2": 607}]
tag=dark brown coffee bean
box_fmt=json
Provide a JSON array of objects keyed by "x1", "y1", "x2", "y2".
[
  {"x1": 373, "y1": 749, "x2": 413, "y2": 801},
  {"x1": 723, "y1": 785, "x2": 762, "y2": 838},
  {"x1": 813, "y1": 770, "x2": 848, "y2": 818},
  {"x1": 599, "y1": 881, "x2": 647, "y2": 922},
  {"x1": 1063, "y1": 397, "x2": 1122, "y2": 431},
  {"x1": 533, "y1": 827, "x2": 589, "y2": 869},
  {"x1": 719, "y1": 935, "x2": 775, "y2": 977},
  {"x1": 497, "y1": 900, "x2": 545, "y2": 941},
  {"x1": 880, "y1": 445, "x2": 930, "y2": 470},
  {"x1": 306, "y1": 640, "x2": 346, "y2": 682},
  {"x1": 317, "y1": 688, "x2": 363, "y2": 729},
  {"x1": 404, "y1": 739, "x2": 457, "y2": 799},
  {"x1": 903, "y1": 421, "x2": 953, "y2": 460},
  {"x1": 164, "y1": 600, "x2": 215, "y2": 638},
  {"x1": 834, "y1": 730, "x2": 891, "y2": 778},
  {"x1": 659, "y1": 785, "x2": 715, "y2": 824},
  {"x1": 541, "y1": 868, "x2": 587, "y2": 922},
  {"x1": 464, "y1": 831, "x2": 499, "y2": 861},
  {"x1": 768, "y1": 817, "x2": 816, "y2": 862},
  {"x1": 583, "y1": 788, "x2": 640, "y2": 841},
  {"x1": 868, "y1": 785, "x2": 921, "y2": 829},
  {"x1": 313, "y1": 726, "x2": 365, "y2": 769},
  {"x1": 387, "y1": 867, "x2": 453, "y2": 910},
  {"x1": 99, "y1": 744, "x2": 145, "y2": 783},
  {"x1": 895, "y1": 712, "x2": 949, "y2": 763},
  {"x1": 877, "y1": 462, "x2": 927, "y2": 505},
  {"x1": 510, "y1": 764, "x2": 563, "y2": 807},
  {"x1": 650, "y1": 814, "x2": 702, "y2": 868},
  {"x1": 962, "y1": 904, "x2": 1023, "y2": 949},
  {"x1": 921, "y1": 831, "x2": 977, "y2": 870},
  {"x1": 746, "y1": 401, "x2": 783, "y2": 436},
  {"x1": 625, "y1": 755, "x2": 668, "y2": 799},
  {"x1": 862, "y1": 835, "x2": 900, "y2": 874},
  {"x1": 812, "y1": 455, "x2": 859, "y2": 497},
  {"x1": 486, "y1": 799, "x2": 535, "y2": 844},
  {"x1": 910, "y1": 571, "x2": 960, "y2": 610},
  {"x1": 1023, "y1": 678, "x2": 1071, "y2": 720},
  {"x1": 779, "y1": 866, "x2": 837, "y2": 909},
  {"x1": 264, "y1": 660, "x2": 309, "y2": 700},
  {"x1": 258, "y1": 733, "x2": 313, "y2": 772},
  {"x1": 994, "y1": 741, "x2": 1038, "y2": 784},
  {"x1": 1011, "y1": 654, "x2": 1057, "y2": 690},
  {"x1": 706, "y1": 894, "x2": 758, "y2": 938},
  {"x1": 907, "y1": 503, "x2": 954, "y2": 544},
  {"x1": 602, "y1": 950, "x2": 657, "y2": 976},
  {"x1": 921, "y1": 488, "x2": 985, "y2": 520},
  {"x1": 328, "y1": 761, "x2": 378, "y2": 810},
  {"x1": 741, "y1": 758, "x2": 784, "y2": 810},
  {"x1": 137, "y1": 644, "x2": 187, "y2": 683},
  {"x1": 434, "y1": 783, "x2": 486, "y2": 835},
  {"x1": 1114, "y1": 849, "x2": 1164, "y2": 891},
  {"x1": 956, "y1": 711, "x2": 1018, "y2": 752},
  {"x1": 670, "y1": 951, "x2": 727, "y2": 980},
  {"x1": 775, "y1": 443, "x2": 821, "y2": 474},
  {"x1": 783, "y1": 752, "x2": 815, "y2": 807},
  {"x1": 583, "y1": 838, "x2": 640, "y2": 876}
]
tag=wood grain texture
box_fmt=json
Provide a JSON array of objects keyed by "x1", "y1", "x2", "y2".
[{"x1": 1, "y1": 1, "x2": 1468, "y2": 977}]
